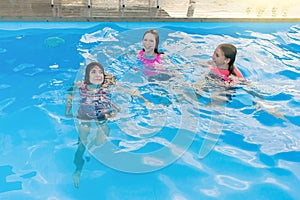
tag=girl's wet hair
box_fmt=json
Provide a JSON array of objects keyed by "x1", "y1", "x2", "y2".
[
  {"x1": 84, "y1": 62, "x2": 105, "y2": 84},
  {"x1": 218, "y1": 43, "x2": 237, "y2": 76},
  {"x1": 142, "y1": 29, "x2": 164, "y2": 54}
]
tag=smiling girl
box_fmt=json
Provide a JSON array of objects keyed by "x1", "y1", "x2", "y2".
[{"x1": 137, "y1": 29, "x2": 171, "y2": 81}]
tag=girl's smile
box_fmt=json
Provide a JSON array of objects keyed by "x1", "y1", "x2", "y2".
[{"x1": 142, "y1": 33, "x2": 156, "y2": 56}]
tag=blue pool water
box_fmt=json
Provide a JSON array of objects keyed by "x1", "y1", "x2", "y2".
[{"x1": 0, "y1": 22, "x2": 299, "y2": 199}]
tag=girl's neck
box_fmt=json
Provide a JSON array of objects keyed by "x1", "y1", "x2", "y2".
[
  {"x1": 88, "y1": 84, "x2": 101, "y2": 90},
  {"x1": 143, "y1": 51, "x2": 156, "y2": 58},
  {"x1": 217, "y1": 64, "x2": 229, "y2": 70}
]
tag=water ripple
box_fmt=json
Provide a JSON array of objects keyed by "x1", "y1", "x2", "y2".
[{"x1": 216, "y1": 175, "x2": 249, "y2": 190}]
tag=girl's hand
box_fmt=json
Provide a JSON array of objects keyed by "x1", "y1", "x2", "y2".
[
  {"x1": 105, "y1": 74, "x2": 116, "y2": 85},
  {"x1": 105, "y1": 112, "x2": 116, "y2": 119}
]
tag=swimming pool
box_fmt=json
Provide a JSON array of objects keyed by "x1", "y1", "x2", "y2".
[{"x1": 0, "y1": 21, "x2": 299, "y2": 199}]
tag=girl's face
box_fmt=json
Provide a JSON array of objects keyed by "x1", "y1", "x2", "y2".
[
  {"x1": 142, "y1": 33, "x2": 156, "y2": 54},
  {"x1": 212, "y1": 47, "x2": 229, "y2": 69},
  {"x1": 89, "y1": 66, "x2": 104, "y2": 85}
]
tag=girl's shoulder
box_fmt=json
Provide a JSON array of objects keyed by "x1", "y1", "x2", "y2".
[{"x1": 138, "y1": 50, "x2": 144, "y2": 55}]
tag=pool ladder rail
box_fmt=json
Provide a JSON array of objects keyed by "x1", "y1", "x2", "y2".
[{"x1": 50, "y1": 0, "x2": 160, "y2": 8}]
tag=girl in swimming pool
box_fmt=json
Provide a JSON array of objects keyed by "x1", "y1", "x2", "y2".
[
  {"x1": 209, "y1": 43, "x2": 246, "y2": 85},
  {"x1": 190, "y1": 43, "x2": 285, "y2": 120},
  {"x1": 65, "y1": 62, "x2": 118, "y2": 188},
  {"x1": 65, "y1": 62, "x2": 152, "y2": 188},
  {"x1": 191, "y1": 43, "x2": 246, "y2": 89},
  {"x1": 137, "y1": 29, "x2": 175, "y2": 81},
  {"x1": 181, "y1": 43, "x2": 246, "y2": 105}
]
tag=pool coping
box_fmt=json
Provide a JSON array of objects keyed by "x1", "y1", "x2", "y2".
[{"x1": 1, "y1": 16, "x2": 300, "y2": 22}]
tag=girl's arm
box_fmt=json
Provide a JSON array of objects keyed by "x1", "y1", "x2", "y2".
[
  {"x1": 130, "y1": 88, "x2": 154, "y2": 107},
  {"x1": 243, "y1": 82, "x2": 286, "y2": 121},
  {"x1": 114, "y1": 82, "x2": 154, "y2": 108},
  {"x1": 65, "y1": 83, "x2": 83, "y2": 117},
  {"x1": 65, "y1": 86, "x2": 75, "y2": 117}
]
